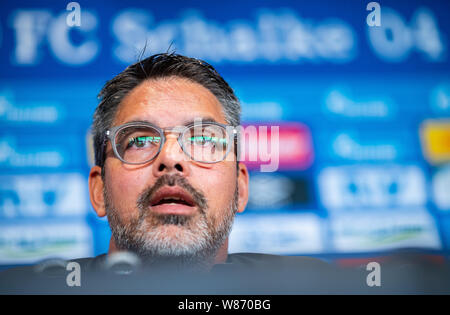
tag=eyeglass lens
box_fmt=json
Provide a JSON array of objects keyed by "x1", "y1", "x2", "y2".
[{"x1": 114, "y1": 124, "x2": 229, "y2": 164}]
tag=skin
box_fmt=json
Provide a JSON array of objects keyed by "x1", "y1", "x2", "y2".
[{"x1": 89, "y1": 76, "x2": 249, "y2": 265}]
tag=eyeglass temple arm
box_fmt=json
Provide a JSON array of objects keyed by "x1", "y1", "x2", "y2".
[{"x1": 97, "y1": 130, "x2": 111, "y2": 167}]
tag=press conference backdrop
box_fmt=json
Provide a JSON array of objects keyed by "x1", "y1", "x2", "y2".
[{"x1": 0, "y1": 0, "x2": 449, "y2": 267}]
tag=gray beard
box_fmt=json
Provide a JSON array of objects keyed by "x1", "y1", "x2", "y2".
[{"x1": 104, "y1": 178, "x2": 238, "y2": 270}]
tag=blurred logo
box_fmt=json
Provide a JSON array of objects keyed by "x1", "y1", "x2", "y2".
[
  {"x1": 0, "y1": 221, "x2": 92, "y2": 264},
  {"x1": 317, "y1": 128, "x2": 417, "y2": 163},
  {"x1": 0, "y1": 173, "x2": 87, "y2": 218},
  {"x1": 420, "y1": 119, "x2": 450, "y2": 165},
  {"x1": 10, "y1": 8, "x2": 99, "y2": 65},
  {"x1": 432, "y1": 166, "x2": 450, "y2": 211},
  {"x1": 318, "y1": 165, "x2": 427, "y2": 209},
  {"x1": 329, "y1": 208, "x2": 441, "y2": 252},
  {"x1": 229, "y1": 213, "x2": 324, "y2": 255},
  {"x1": 431, "y1": 83, "x2": 450, "y2": 115},
  {"x1": 112, "y1": 8, "x2": 356, "y2": 64},
  {"x1": 368, "y1": 7, "x2": 445, "y2": 62},
  {"x1": 324, "y1": 88, "x2": 395, "y2": 119},
  {"x1": 0, "y1": 136, "x2": 64, "y2": 168},
  {"x1": 248, "y1": 174, "x2": 310, "y2": 210},
  {"x1": 241, "y1": 123, "x2": 314, "y2": 171},
  {"x1": 0, "y1": 92, "x2": 61, "y2": 124},
  {"x1": 332, "y1": 132, "x2": 397, "y2": 161}
]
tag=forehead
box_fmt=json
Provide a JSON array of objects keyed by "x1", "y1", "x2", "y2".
[{"x1": 113, "y1": 77, "x2": 227, "y2": 127}]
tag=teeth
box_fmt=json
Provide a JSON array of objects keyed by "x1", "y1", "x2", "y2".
[
  {"x1": 162, "y1": 197, "x2": 181, "y2": 201},
  {"x1": 153, "y1": 195, "x2": 192, "y2": 206}
]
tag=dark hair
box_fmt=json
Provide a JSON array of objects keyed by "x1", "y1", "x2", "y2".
[{"x1": 92, "y1": 53, "x2": 241, "y2": 170}]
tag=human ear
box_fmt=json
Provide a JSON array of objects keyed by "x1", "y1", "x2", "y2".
[
  {"x1": 89, "y1": 165, "x2": 106, "y2": 217},
  {"x1": 236, "y1": 162, "x2": 249, "y2": 213}
]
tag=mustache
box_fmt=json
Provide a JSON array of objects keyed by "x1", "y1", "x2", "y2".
[{"x1": 136, "y1": 174, "x2": 208, "y2": 214}]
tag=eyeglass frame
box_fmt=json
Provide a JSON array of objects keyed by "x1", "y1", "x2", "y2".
[{"x1": 102, "y1": 120, "x2": 239, "y2": 165}]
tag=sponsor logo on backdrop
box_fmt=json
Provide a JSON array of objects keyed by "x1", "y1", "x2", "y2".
[
  {"x1": 367, "y1": 7, "x2": 445, "y2": 62},
  {"x1": 0, "y1": 173, "x2": 88, "y2": 218},
  {"x1": 431, "y1": 83, "x2": 450, "y2": 116},
  {"x1": 431, "y1": 83, "x2": 450, "y2": 115},
  {"x1": 331, "y1": 132, "x2": 397, "y2": 161},
  {"x1": 420, "y1": 119, "x2": 450, "y2": 165},
  {"x1": 7, "y1": 7, "x2": 356, "y2": 66},
  {"x1": 0, "y1": 221, "x2": 93, "y2": 264},
  {"x1": 241, "y1": 123, "x2": 313, "y2": 171},
  {"x1": 0, "y1": 136, "x2": 64, "y2": 168},
  {"x1": 329, "y1": 208, "x2": 441, "y2": 252},
  {"x1": 113, "y1": 8, "x2": 357, "y2": 64},
  {"x1": 10, "y1": 9, "x2": 99, "y2": 65},
  {"x1": 229, "y1": 213, "x2": 324, "y2": 255},
  {"x1": 0, "y1": 91, "x2": 62, "y2": 124},
  {"x1": 323, "y1": 88, "x2": 396, "y2": 119},
  {"x1": 4, "y1": 4, "x2": 445, "y2": 66},
  {"x1": 318, "y1": 165, "x2": 427, "y2": 209},
  {"x1": 318, "y1": 129, "x2": 417, "y2": 162},
  {"x1": 432, "y1": 166, "x2": 450, "y2": 211},
  {"x1": 0, "y1": 133, "x2": 82, "y2": 169}
]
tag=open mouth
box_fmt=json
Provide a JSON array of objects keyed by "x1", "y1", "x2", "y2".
[
  {"x1": 152, "y1": 196, "x2": 193, "y2": 207},
  {"x1": 149, "y1": 186, "x2": 197, "y2": 215}
]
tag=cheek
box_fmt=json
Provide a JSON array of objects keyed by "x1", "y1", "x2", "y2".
[
  {"x1": 106, "y1": 165, "x2": 149, "y2": 219},
  {"x1": 199, "y1": 163, "x2": 237, "y2": 216}
]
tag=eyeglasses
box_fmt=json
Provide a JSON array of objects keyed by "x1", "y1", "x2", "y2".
[{"x1": 104, "y1": 121, "x2": 238, "y2": 165}]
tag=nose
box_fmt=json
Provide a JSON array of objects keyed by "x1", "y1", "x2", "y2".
[{"x1": 152, "y1": 134, "x2": 191, "y2": 178}]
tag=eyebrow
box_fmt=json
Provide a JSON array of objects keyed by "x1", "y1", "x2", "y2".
[{"x1": 183, "y1": 117, "x2": 219, "y2": 126}]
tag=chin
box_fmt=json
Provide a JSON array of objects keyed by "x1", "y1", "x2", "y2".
[
  {"x1": 140, "y1": 224, "x2": 204, "y2": 252},
  {"x1": 154, "y1": 223, "x2": 192, "y2": 239}
]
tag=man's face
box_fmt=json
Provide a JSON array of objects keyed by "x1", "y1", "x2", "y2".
[{"x1": 94, "y1": 77, "x2": 246, "y2": 266}]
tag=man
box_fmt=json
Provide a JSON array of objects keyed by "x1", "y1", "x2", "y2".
[
  {"x1": 89, "y1": 52, "x2": 249, "y2": 271},
  {"x1": 1, "y1": 53, "x2": 336, "y2": 294},
  {"x1": 87, "y1": 52, "x2": 334, "y2": 274}
]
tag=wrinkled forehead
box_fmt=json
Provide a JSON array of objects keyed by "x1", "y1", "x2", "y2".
[{"x1": 112, "y1": 77, "x2": 227, "y2": 128}]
